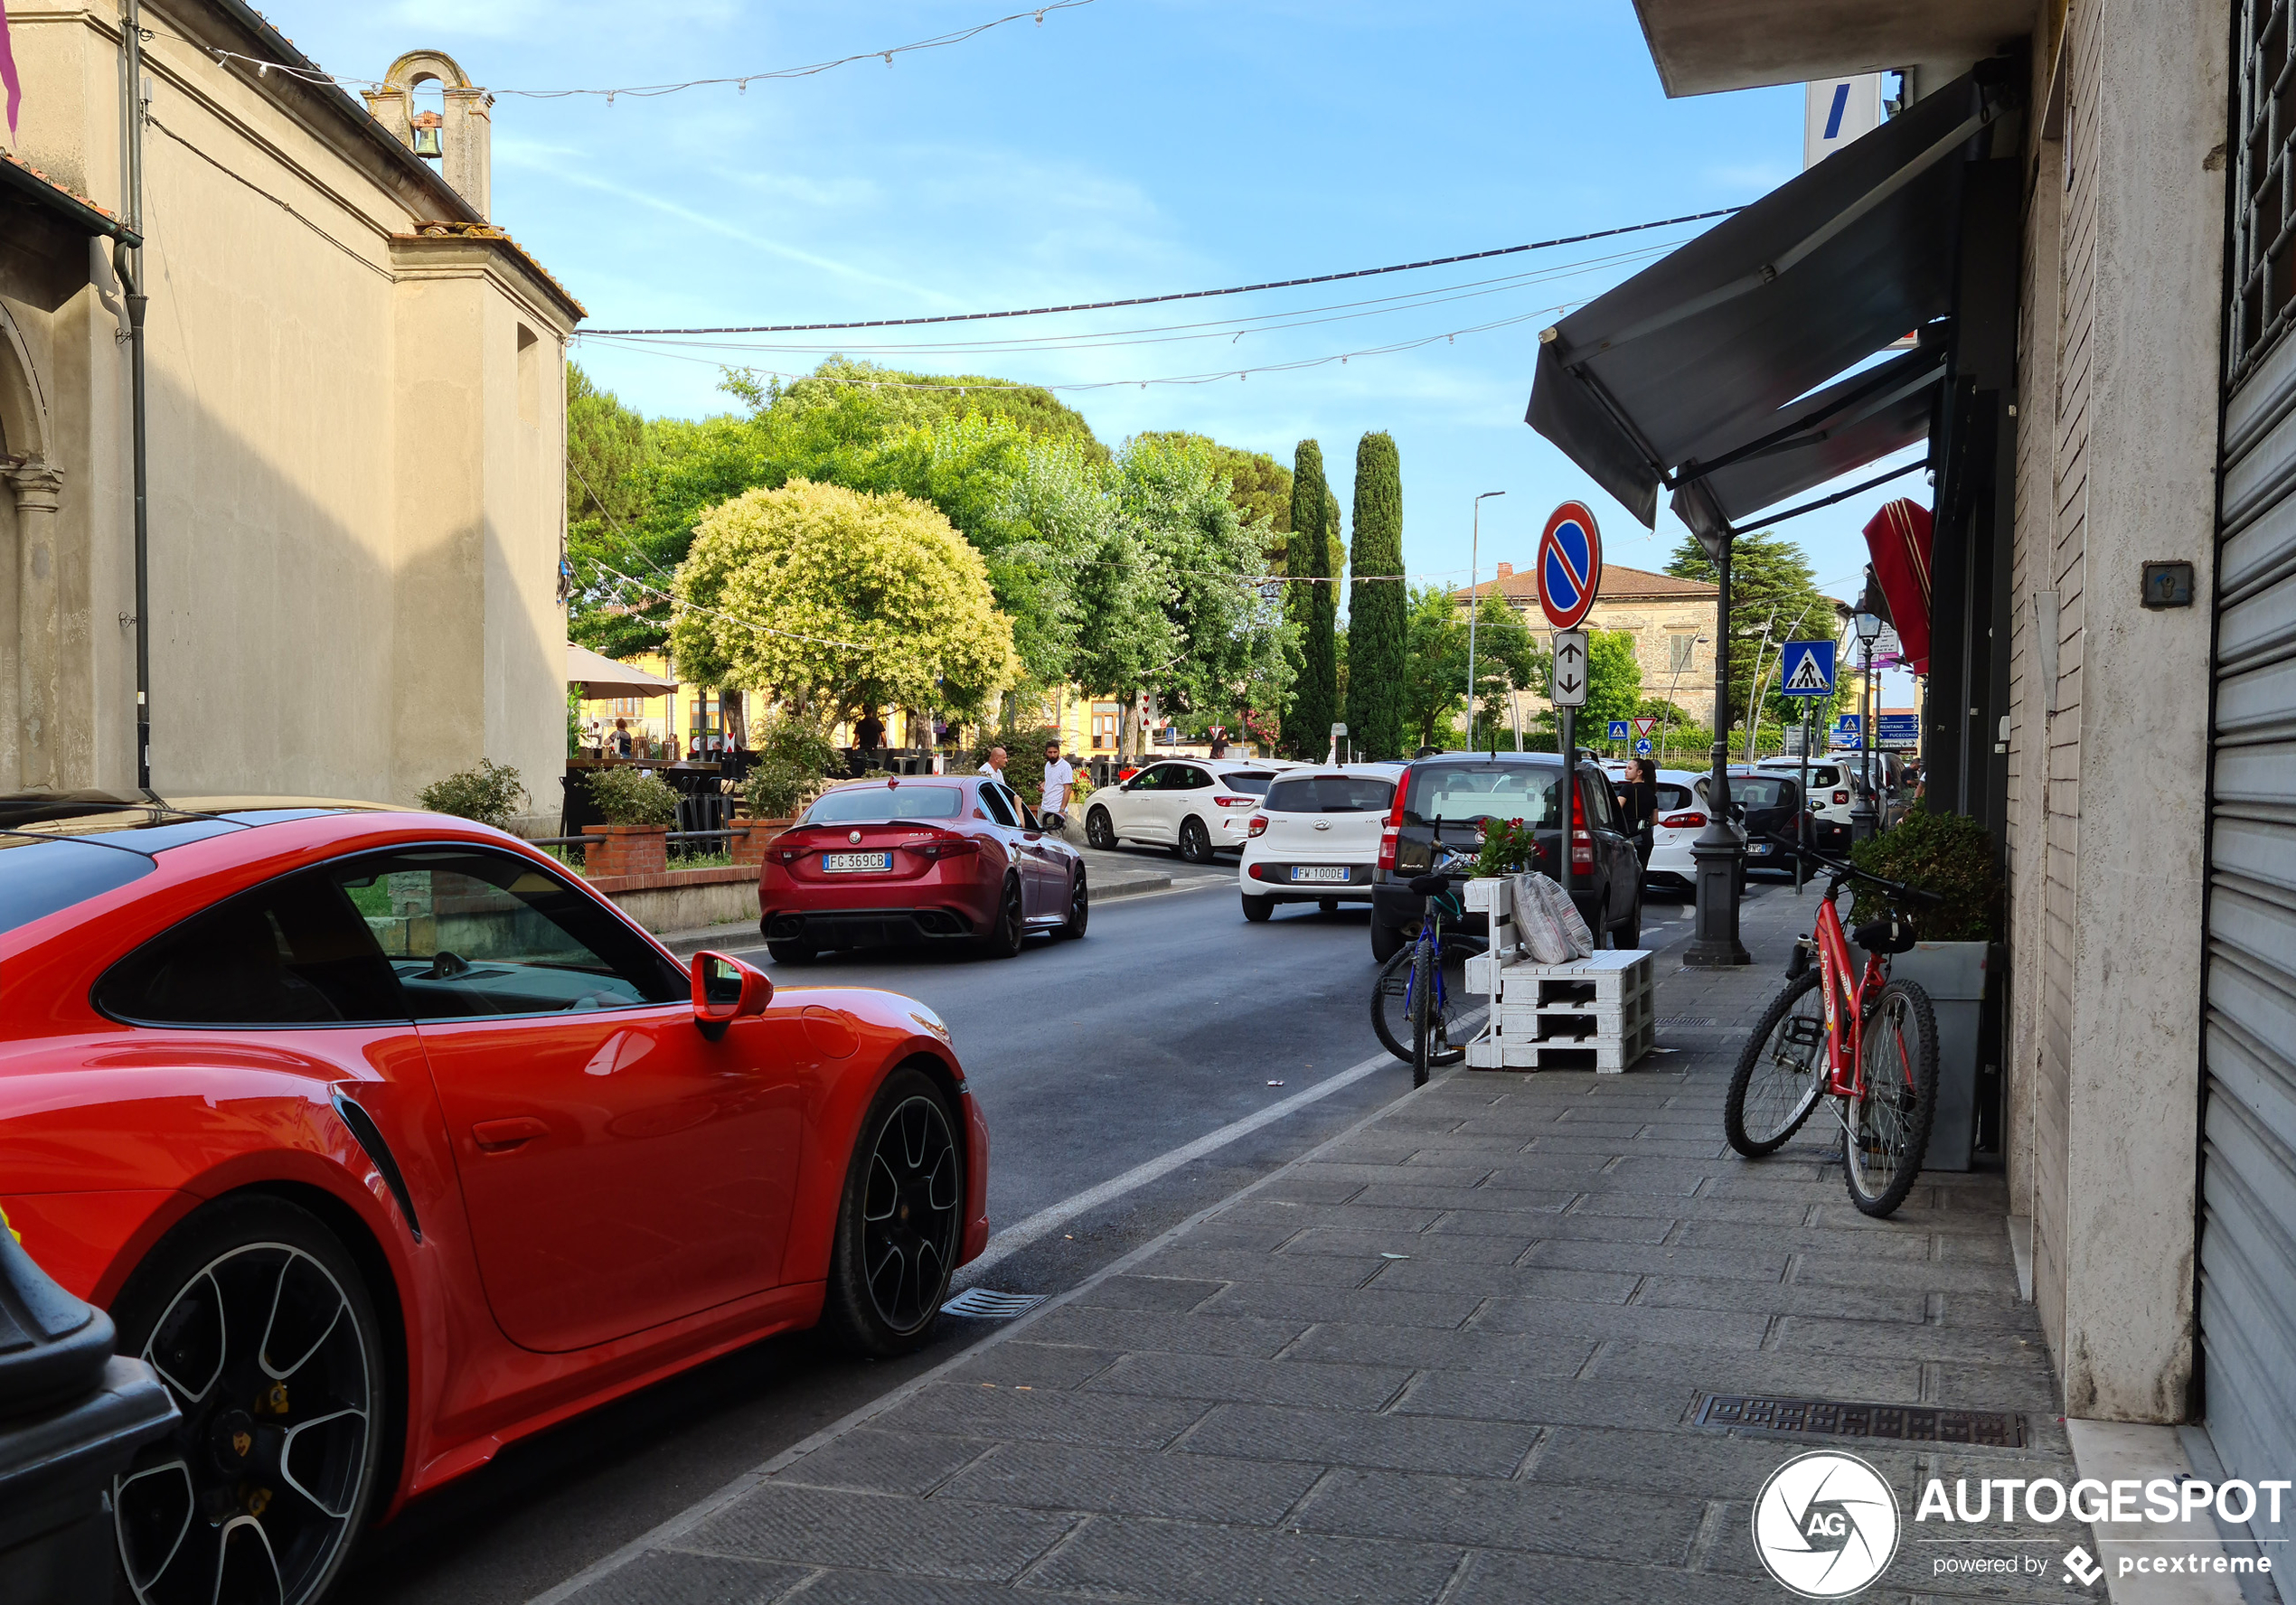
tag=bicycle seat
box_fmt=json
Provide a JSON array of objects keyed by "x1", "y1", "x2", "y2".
[
  {"x1": 1852, "y1": 912, "x2": 1917, "y2": 954},
  {"x1": 1407, "y1": 872, "x2": 1453, "y2": 896}
]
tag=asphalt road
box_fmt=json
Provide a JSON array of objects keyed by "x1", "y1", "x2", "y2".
[{"x1": 336, "y1": 868, "x2": 1430, "y2": 1605}]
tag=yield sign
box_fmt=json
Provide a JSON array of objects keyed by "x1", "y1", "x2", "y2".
[
  {"x1": 1537, "y1": 502, "x2": 1603, "y2": 630},
  {"x1": 1632, "y1": 716, "x2": 1657, "y2": 737}
]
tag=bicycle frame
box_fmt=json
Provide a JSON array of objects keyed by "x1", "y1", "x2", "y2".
[{"x1": 1806, "y1": 879, "x2": 1888, "y2": 1100}]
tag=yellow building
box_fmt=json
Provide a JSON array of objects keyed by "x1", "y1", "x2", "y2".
[{"x1": 2, "y1": 20, "x2": 578, "y2": 829}]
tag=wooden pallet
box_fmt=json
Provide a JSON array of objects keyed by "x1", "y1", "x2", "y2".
[{"x1": 1460, "y1": 876, "x2": 1654, "y2": 1074}]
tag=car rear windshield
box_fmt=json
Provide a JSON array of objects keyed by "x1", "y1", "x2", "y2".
[
  {"x1": 1654, "y1": 784, "x2": 1694, "y2": 812},
  {"x1": 804, "y1": 785, "x2": 964, "y2": 824},
  {"x1": 1730, "y1": 776, "x2": 1793, "y2": 809},
  {"x1": 0, "y1": 836, "x2": 156, "y2": 936},
  {"x1": 1214, "y1": 771, "x2": 1276, "y2": 795},
  {"x1": 1404, "y1": 764, "x2": 1563, "y2": 827},
  {"x1": 1263, "y1": 775, "x2": 1396, "y2": 813}
]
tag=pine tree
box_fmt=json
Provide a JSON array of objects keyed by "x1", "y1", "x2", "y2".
[
  {"x1": 1284, "y1": 441, "x2": 1338, "y2": 758},
  {"x1": 1344, "y1": 432, "x2": 1407, "y2": 758}
]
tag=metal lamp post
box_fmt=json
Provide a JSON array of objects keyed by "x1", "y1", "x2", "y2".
[
  {"x1": 1851, "y1": 607, "x2": 1883, "y2": 841},
  {"x1": 1686, "y1": 537, "x2": 1749, "y2": 967},
  {"x1": 1463, "y1": 492, "x2": 1505, "y2": 748}
]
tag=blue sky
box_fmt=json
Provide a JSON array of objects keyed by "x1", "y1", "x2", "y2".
[{"x1": 276, "y1": 0, "x2": 1914, "y2": 703}]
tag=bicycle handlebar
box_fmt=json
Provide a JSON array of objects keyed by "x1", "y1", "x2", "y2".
[{"x1": 1763, "y1": 833, "x2": 1943, "y2": 906}]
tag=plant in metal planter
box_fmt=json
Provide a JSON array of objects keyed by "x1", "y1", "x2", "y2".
[
  {"x1": 1846, "y1": 808, "x2": 2001, "y2": 1172},
  {"x1": 586, "y1": 768, "x2": 679, "y2": 828},
  {"x1": 418, "y1": 759, "x2": 529, "y2": 830}
]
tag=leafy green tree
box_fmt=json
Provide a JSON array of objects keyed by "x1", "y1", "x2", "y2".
[
  {"x1": 1664, "y1": 529, "x2": 1836, "y2": 727},
  {"x1": 670, "y1": 479, "x2": 1019, "y2": 721},
  {"x1": 1402, "y1": 584, "x2": 1468, "y2": 751},
  {"x1": 722, "y1": 357, "x2": 1107, "y2": 458},
  {"x1": 1284, "y1": 441, "x2": 1338, "y2": 757},
  {"x1": 1137, "y1": 432, "x2": 1292, "y2": 558},
  {"x1": 1467, "y1": 591, "x2": 1544, "y2": 748},
  {"x1": 1345, "y1": 432, "x2": 1407, "y2": 758},
  {"x1": 565, "y1": 367, "x2": 671, "y2": 660},
  {"x1": 1577, "y1": 629, "x2": 1644, "y2": 733}
]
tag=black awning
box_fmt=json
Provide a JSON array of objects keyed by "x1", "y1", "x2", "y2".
[{"x1": 1528, "y1": 64, "x2": 2012, "y2": 538}]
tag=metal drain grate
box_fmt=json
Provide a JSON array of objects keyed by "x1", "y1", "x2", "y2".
[
  {"x1": 1697, "y1": 1394, "x2": 2025, "y2": 1447},
  {"x1": 941, "y1": 1288, "x2": 1048, "y2": 1319}
]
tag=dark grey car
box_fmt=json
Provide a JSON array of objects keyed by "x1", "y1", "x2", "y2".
[{"x1": 1369, "y1": 753, "x2": 1644, "y2": 961}]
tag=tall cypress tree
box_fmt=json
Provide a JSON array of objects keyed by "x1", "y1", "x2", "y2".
[
  {"x1": 1285, "y1": 441, "x2": 1337, "y2": 758},
  {"x1": 1345, "y1": 432, "x2": 1406, "y2": 758}
]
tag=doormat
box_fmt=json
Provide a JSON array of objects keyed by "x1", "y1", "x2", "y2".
[
  {"x1": 1697, "y1": 1393, "x2": 2024, "y2": 1447},
  {"x1": 941, "y1": 1288, "x2": 1049, "y2": 1319}
]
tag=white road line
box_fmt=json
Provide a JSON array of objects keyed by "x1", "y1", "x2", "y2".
[{"x1": 955, "y1": 1043, "x2": 1397, "y2": 1281}]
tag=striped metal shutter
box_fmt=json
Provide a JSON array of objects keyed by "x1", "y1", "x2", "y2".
[{"x1": 2205, "y1": 0, "x2": 2296, "y2": 1532}]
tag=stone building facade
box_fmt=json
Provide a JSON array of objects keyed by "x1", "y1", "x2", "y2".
[
  {"x1": 0, "y1": 10, "x2": 579, "y2": 825},
  {"x1": 1452, "y1": 560, "x2": 1721, "y2": 727}
]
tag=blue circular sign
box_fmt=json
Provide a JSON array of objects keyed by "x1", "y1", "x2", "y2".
[{"x1": 1538, "y1": 502, "x2": 1603, "y2": 630}]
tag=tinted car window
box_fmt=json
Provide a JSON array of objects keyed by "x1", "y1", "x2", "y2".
[
  {"x1": 1126, "y1": 766, "x2": 1167, "y2": 791},
  {"x1": 0, "y1": 837, "x2": 156, "y2": 936},
  {"x1": 1215, "y1": 771, "x2": 1276, "y2": 796},
  {"x1": 1405, "y1": 765, "x2": 1562, "y2": 827},
  {"x1": 1580, "y1": 773, "x2": 1618, "y2": 830},
  {"x1": 805, "y1": 785, "x2": 963, "y2": 823},
  {"x1": 1173, "y1": 766, "x2": 1212, "y2": 790},
  {"x1": 96, "y1": 868, "x2": 407, "y2": 1026},
  {"x1": 1730, "y1": 776, "x2": 1793, "y2": 810},
  {"x1": 331, "y1": 849, "x2": 683, "y2": 1019},
  {"x1": 1653, "y1": 784, "x2": 1694, "y2": 812},
  {"x1": 977, "y1": 784, "x2": 1019, "y2": 827},
  {"x1": 1263, "y1": 776, "x2": 1395, "y2": 813}
]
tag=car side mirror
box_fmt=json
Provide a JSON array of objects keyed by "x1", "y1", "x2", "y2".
[{"x1": 692, "y1": 951, "x2": 772, "y2": 1041}]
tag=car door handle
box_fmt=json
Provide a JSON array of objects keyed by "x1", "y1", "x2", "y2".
[{"x1": 472, "y1": 1116, "x2": 549, "y2": 1152}]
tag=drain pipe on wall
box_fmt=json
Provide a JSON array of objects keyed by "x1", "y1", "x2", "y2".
[{"x1": 120, "y1": 0, "x2": 154, "y2": 794}]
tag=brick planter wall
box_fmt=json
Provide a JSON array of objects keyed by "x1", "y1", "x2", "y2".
[
  {"x1": 582, "y1": 823, "x2": 669, "y2": 878},
  {"x1": 730, "y1": 819, "x2": 793, "y2": 868}
]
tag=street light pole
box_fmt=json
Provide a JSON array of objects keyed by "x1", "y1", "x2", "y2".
[
  {"x1": 1686, "y1": 534, "x2": 1749, "y2": 967},
  {"x1": 1463, "y1": 491, "x2": 1505, "y2": 748},
  {"x1": 1851, "y1": 606, "x2": 1883, "y2": 841}
]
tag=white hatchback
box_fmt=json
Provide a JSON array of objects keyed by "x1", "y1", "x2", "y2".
[
  {"x1": 1237, "y1": 765, "x2": 1405, "y2": 920},
  {"x1": 1641, "y1": 768, "x2": 1713, "y2": 893},
  {"x1": 1083, "y1": 757, "x2": 1292, "y2": 864}
]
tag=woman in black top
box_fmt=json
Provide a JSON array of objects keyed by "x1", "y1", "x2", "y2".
[{"x1": 1616, "y1": 758, "x2": 1658, "y2": 867}]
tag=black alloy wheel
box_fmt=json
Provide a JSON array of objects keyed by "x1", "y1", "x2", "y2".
[
  {"x1": 1178, "y1": 817, "x2": 1212, "y2": 864},
  {"x1": 977, "y1": 875, "x2": 1025, "y2": 959},
  {"x1": 109, "y1": 1197, "x2": 384, "y2": 1605},
  {"x1": 1059, "y1": 866, "x2": 1089, "y2": 938},
  {"x1": 1086, "y1": 806, "x2": 1115, "y2": 849},
  {"x1": 824, "y1": 1068, "x2": 963, "y2": 1356}
]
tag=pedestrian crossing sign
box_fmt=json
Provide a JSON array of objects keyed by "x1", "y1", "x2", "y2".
[
  {"x1": 1779, "y1": 640, "x2": 1837, "y2": 697},
  {"x1": 1606, "y1": 719, "x2": 1630, "y2": 740}
]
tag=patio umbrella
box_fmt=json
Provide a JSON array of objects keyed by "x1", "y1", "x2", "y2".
[{"x1": 567, "y1": 643, "x2": 675, "y2": 699}]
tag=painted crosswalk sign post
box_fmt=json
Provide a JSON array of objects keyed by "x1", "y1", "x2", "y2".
[{"x1": 1778, "y1": 639, "x2": 1837, "y2": 697}]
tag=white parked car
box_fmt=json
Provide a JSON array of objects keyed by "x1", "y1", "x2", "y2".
[
  {"x1": 1641, "y1": 768, "x2": 1713, "y2": 894},
  {"x1": 1083, "y1": 757, "x2": 1291, "y2": 863},
  {"x1": 1236, "y1": 764, "x2": 1406, "y2": 921}
]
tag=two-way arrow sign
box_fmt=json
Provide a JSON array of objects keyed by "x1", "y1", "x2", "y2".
[{"x1": 1551, "y1": 628, "x2": 1588, "y2": 708}]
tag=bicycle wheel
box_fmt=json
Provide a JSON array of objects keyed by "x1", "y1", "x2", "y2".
[
  {"x1": 1370, "y1": 935, "x2": 1486, "y2": 1067},
  {"x1": 1843, "y1": 978, "x2": 1940, "y2": 1216},
  {"x1": 1411, "y1": 938, "x2": 1435, "y2": 1088},
  {"x1": 1725, "y1": 971, "x2": 1829, "y2": 1157}
]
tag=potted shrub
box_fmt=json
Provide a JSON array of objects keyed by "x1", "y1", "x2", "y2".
[
  {"x1": 419, "y1": 759, "x2": 528, "y2": 831},
  {"x1": 733, "y1": 761, "x2": 813, "y2": 866},
  {"x1": 1849, "y1": 810, "x2": 2003, "y2": 1171},
  {"x1": 582, "y1": 768, "x2": 679, "y2": 878}
]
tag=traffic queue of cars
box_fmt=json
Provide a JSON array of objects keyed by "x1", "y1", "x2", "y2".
[{"x1": 0, "y1": 793, "x2": 990, "y2": 1605}]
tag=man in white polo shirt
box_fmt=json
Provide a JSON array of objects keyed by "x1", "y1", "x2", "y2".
[{"x1": 1040, "y1": 740, "x2": 1077, "y2": 833}]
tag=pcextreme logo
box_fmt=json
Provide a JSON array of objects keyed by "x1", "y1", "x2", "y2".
[{"x1": 1752, "y1": 1451, "x2": 1902, "y2": 1599}]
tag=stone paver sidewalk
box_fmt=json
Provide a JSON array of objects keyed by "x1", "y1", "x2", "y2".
[{"x1": 553, "y1": 887, "x2": 2072, "y2": 1605}]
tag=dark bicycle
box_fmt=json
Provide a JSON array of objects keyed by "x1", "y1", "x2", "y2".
[{"x1": 1370, "y1": 872, "x2": 1487, "y2": 1087}]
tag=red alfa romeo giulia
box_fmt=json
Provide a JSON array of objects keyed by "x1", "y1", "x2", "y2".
[
  {"x1": 757, "y1": 774, "x2": 1087, "y2": 964},
  {"x1": 0, "y1": 794, "x2": 989, "y2": 1605}
]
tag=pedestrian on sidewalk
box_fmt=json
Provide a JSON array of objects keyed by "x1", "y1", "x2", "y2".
[
  {"x1": 1040, "y1": 741, "x2": 1076, "y2": 833},
  {"x1": 985, "y1": 745, "x2": 1009, "y2": 782},
  {"x1": 1617, "y1": 756, "x2": 1657, "y2": 868}
]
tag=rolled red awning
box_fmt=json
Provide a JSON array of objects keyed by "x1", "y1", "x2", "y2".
[{"x1": 1862, "y1": 499, "x2": 1933, "y2": 675}]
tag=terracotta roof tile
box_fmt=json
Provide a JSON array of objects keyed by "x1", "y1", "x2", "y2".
[{"x1": 0, "y1": 148, "x2": 123, "y2": 224}]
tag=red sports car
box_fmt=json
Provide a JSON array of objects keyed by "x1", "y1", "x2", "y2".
[
  {"x1": 758, "y1": 774, "x2": 1087, "y2": 964},
  {"x1": 0, "y1": 794, "x2": 989, "y2": 1605}
]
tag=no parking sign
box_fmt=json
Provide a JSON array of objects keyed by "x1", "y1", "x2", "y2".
[{"x1": 1538, "y1": 502, "x2": 1603, "y2": 630}]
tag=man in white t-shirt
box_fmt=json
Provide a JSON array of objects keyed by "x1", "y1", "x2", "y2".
[{"x1": 1040, "y1": 740, "x2": 1076, "y2": 831}]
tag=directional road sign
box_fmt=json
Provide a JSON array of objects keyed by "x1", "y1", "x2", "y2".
[
  {"x1": 1537, "y1": 502, "x2": 1603, "y2": 631},
  {"x1": 1778, "y1": 639, "x2": 1837, "y2": 697},
  {"x1": 1606, "y1": 719, "x2": 1631, "y2": 741},
  {"x1": 1877, "y1": 713, "x2": 1921, "y2": 747},
  {"x1": 1633, "y1": 716, "x2": 1658, "y2": 737},
  {"x1": 1634, "y1": 737, "x2": 1653, "y2": 757},
  {"x1": 1550, "y1": 629, "x2": 1589, "y2": 708}
]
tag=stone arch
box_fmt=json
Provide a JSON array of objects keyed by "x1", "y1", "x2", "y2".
[
  {"x1": 0, "y1": 299, "x2": 52, "y2": 466},
  {"x1": 382, "y1": 50, "x2": 474, "y2": 93}
]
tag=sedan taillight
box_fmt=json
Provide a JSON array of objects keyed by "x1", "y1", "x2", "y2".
[
  {"x1": 1659, "y1": 811, "x2": 1707, "y2": 830},
  {"x1": 1247, "y1": 815, "x2": 1268, "y2": 838},
  {"x1": 912, "y1": 833, "x2": 979, "y2": 859},
  {"x1": 1214, "y1": 794, "x2": 1255, "y2": 808}
]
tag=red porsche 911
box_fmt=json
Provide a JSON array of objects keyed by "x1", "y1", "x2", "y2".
[
  {"x1": 757, "y1": 774, "x2": 1087, "y2": 964},
  {"x1": 0, "y1": 794, "x2": 989, "y2": 1605}
]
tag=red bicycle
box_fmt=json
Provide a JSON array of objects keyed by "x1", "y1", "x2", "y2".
[{"x1": 1724, "y1": 838, "x2": 1943, "y2": 1216}]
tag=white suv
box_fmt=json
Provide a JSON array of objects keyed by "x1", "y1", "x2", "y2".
[
  {"x1": 1084, "y1": 757, "x2": 1290, "y2": 863},
  {"x1": 1236, "y1": 765, "x2": 1405, "y2": 921},
  {"x1": 1755, "y1": 754, "x2": 1872, "y2": 849}
]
